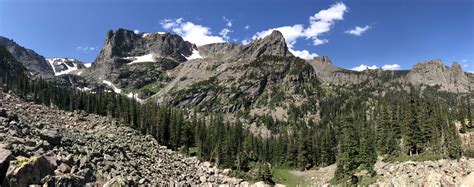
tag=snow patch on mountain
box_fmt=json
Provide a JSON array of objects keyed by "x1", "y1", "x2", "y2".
[
  {"x1": 46, "y1": 58, "x2": 82, "y2": 76},
  {"x1": 124, "y1": 54, "x2": 155, "y2": 64},
  {"x1": 184, "y1": 49, "x2": 203, "y2": 60},
  {"x1": 102, "y1": 80, "x2": 142, "y2": 102},
  {"x1": 142, "y1": 32, "x2": 167, "y2": 38},
  {"x1": 102, "y1": 80, "x2": 122, "y2": 93}
]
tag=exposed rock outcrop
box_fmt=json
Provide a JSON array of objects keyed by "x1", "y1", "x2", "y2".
[
  {"x1": 0, "y1": 36, "x2": 54, "y2": 77},
  {"x1": 239, "y1": 30, "x2": 292, "y2": 59},
  {"x1": 406, "y1": 60, "x2": 471, "y2": 93}
]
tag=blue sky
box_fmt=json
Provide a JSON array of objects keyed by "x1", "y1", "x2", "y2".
[{"x1": 0, "y1": 0, "x2": 473, "y2": 72}]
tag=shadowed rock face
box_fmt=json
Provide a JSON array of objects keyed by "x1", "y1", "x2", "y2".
[
  {"x1": 0, "y1": 36, "x2": 54, "y2": 77},
  {"x1": 81, "y1": 28, "x2": 196, "y2": 88},
  {"x1": 94, "y1": 28, "x2": 194, "y2": 65},
  {"x1": 0, "y1": 46, "x2": 27, "y2": 79}
]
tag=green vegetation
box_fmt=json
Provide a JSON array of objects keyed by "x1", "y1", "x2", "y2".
[
  {"x1": 385, "y1": 153, "x2": 442, "y2": 163},
  {"x1": 272, "y1": 169, "x2": 307, "y2": 186}
]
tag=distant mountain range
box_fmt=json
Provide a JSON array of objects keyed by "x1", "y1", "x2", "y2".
[{"x1": 0, "y1": 29, "x2": 472, "y2": 113}]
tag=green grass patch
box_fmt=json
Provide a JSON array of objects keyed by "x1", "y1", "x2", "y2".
[
  {"x1": 189, "y1": 146, "x2": 199, "y2": 156},
  {"x1": 272, "y1": 169, "x2": 308, "y2": 186},
  {"x1": 358, "y1": 175, "x2": 379, "y2": 186},
  {"x1": 385, "y1": 153, "x2": 442, "y2": 163}
]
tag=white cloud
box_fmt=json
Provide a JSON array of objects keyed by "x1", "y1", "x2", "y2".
[
  {"x1": 304, "y1": 2, "x2": 347, "y2": 43},
  {"x1": 161, "y1": 18, "x2": 225, "y2": 46},
  {"x1": 345, "y1": 25, "x2": 371, "y2": 36},
  {"x1": 133, "y1": 30, "x2": 140, "y2": 34},
  {"x1": 351, "y1": 63, "x2": 401, "y2": 71},
  {"x1": 242, "y1": 39, "x2": 251, "y2": 45},
  {"x1": 223, "y1": 16, "x2": 232, "y2": 27},
  {"x1": 312, "y1": 38, "x2": 328, "y2": 46},
  {"x1": 219, "y1": 28, "x2": 232, "y2": 40},
  {"x1": 249, "y1": 2, "x2": 347, "y2": 59},
  {"x1": 289, "y1": 49, "x2": 318, "y2": 60},
  {"x1": 161, "y1": 18, "x2": 183, "y2": 29},
  {"x1": 76, "y1": 46, "x2": 97, "y2": 52},
  {"x1": 252, "y1": 25, "x2": 305, "y2": 48},
  {"x1": 351, "y1": 64, "x2": 378, "y2": 71},
  {"x1": 382, "y1": 64, "x2": 401, "y2": 70},
  {"x1": 244, "y1": 25, "x2": 250, "y2": 30}
]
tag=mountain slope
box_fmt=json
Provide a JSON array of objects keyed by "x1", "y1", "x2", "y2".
[
  {"x1": 0, "y1": 90, "x2": 243, "y2": 186},
  {"x1": 0, "y1": 46, "x2": 27, "y2": 79},
  {"x1": 0, "y1": 36, "x2": 54, "y2": 77}
]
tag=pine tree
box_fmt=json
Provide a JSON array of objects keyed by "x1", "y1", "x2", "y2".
[{"x1": 335, "y1": 115, "x2": 360, "y2": 180}]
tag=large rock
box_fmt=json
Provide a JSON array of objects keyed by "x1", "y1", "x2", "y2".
[
  {"x1": 39, "y1": 130, "x2": 62, "y2": 146},
  {"x1": 4, "y1": 155, "x2": 56, "y2": 186},
  {"x1": 0, "y1": 148, "x2": 12, "y2": 184}
]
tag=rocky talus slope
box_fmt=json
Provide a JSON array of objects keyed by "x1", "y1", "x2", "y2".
[
  {"x1": 0, "y1": 90, "x2": 246, "y2": 186},
  {"x1": 291, "y1": 159, "x2": 474, "y2": 186},
  {"x1": 373, "y1": 159, "x2": 474, "y2": 186}
]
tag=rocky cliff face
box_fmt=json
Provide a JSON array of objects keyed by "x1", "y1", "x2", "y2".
[
  {"x1": 77, "y1": 29, "x2": 198, "y2": 96},
  {"x1": 406, "y1": 60, "x2": 471, "y2": 93},
  {"x1": 0, "y1": 91, "x2": 244, "y2": 186},
  {"x1": 0, "y1": 36, "x2": 54, "y2": 77}
]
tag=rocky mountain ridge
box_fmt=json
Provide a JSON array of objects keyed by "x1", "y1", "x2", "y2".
[{"x1": 0, "y1": 36, "x2": 54, "y2": 77}]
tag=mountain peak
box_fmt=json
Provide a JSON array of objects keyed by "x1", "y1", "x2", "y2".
[
  {"x1": 268, "y1": 30, "x2": 285, "y2": 41},
  {"x1": 239, "y1": 30, "x2": 291, "y2": 59}
]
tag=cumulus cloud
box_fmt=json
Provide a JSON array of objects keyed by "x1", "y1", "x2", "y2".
[
  {"x1": 244, "y1": 25, "x2": 250, "y2": 30},
  {"x1": 345, "y1": 25, "x2": 370, "y2": 36},
  {"x1": 289, "y1": 49, "x2": 318, "y2": 60},
  {"x1": 304, "y1": 2, "x2": 347, "y2": 43},
  {"x1": 351, "y1": 63, "x2": 401, "y2": 71},
  {"x1": 219, "y1": 28, "x2": 232, "y2": 40},
  {"x1": 351, "y1": 64, "x2": 378, "y2": 71},
  {"x1": 161, "y1": 18, "x2": 225, "y2": 46},
  {"x1": 249, "y1": 2, "x2": 347, "y2": 59},
  {"x1": 382, "y1": 64, "x2": 401, "y2": 70}
]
